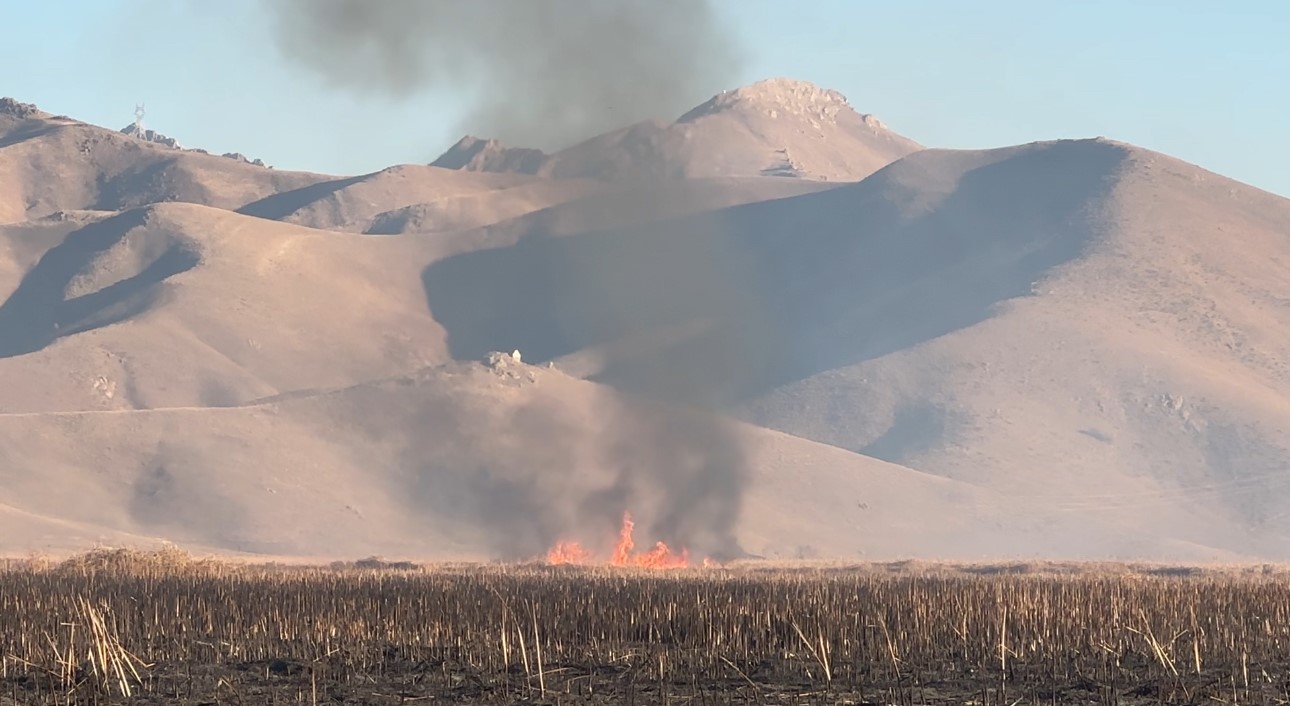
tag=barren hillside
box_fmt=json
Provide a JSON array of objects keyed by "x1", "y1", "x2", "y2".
[
  {"x1": 740, "y1": 144, "x2": 1290, "y2": 557},
  {"x1": 1, "y1": 79, "x2": 1286, "y2": 563},
  {"x1": 432, "y1": 78, "x2": 923, "y2": 182},
  {"x1": 0, "y1": 204, "x2": 448, "y2": 412},
  {"x1": 425, "y1": 137, "x2": 1290, "y2": 560},
  {"x1": 0, "y1": 98, "x2": 329, "y2": 223},
  {"x1": 0, "y1": 357, "x2": 1236, "y2": 562},
  {"x1": 237, "y1": 164, "x2": 604, "y2": 234}
]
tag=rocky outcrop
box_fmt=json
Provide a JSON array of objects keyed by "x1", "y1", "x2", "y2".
[
  {"x1": 117, "y1": 123, "x2": 270, "y2": 168},
  {"x1": 121, "y1": 123, "x2": 182, "y2": 148}
]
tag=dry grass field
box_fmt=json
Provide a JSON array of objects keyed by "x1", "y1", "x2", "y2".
[{"x1": 2, "y1": 549, "x2": 1289, "y2": 705}]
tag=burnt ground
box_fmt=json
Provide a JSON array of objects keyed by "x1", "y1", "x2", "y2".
[
  {"x1": 6, "y1": 558, "x2": 1290, "y2": 705},
  {"x1": 5, "y1": 651, "x2": 1287, "y2": 706}
]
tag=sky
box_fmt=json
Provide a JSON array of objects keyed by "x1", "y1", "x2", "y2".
[{"x1": 3, "y1": 1, "x2": 1285, "y2": 196}]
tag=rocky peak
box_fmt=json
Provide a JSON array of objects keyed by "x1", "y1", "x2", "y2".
[
  {"x1": 678, "y1": 78, "x2": 889, "y2": 130},
  {"x1": 431, "y1": 135, "x2": 549, "y2": 174}
]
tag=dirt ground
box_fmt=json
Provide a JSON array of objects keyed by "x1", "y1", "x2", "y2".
[{"x1": 5, "y1": 651, "x2": 1284, "y2": 706}]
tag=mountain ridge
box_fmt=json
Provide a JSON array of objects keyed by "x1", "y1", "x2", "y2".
[
  {"x1": 431, "y1": 78, "x2": 923, "y2": 182},
  {"x1": 1, "y1": 79, "x2": 1288, "y2": 563}
]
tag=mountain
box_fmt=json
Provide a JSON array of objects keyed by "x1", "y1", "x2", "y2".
[
  {"x1": 432, "y1": 78, "x2": 923, "y2": 182},
  {"x1": 0, "y1": 355, "x2": 1235, "y2": 562},
  {"x1": 1, "y1": 80, "x2": 1287, "y2": 563},
  {"x1": 424, "y1": 137, "x2": 1290, "y2": 560},
  {"x1": 236, "y1": 164, "x2": 605, "y2": 235},
  {"x1": 0, "y1": 97, "x2": 330, "y2": 223},
  {"x1": 738, "y1": 142, "x2": 1290, "y2": 557},
  {"x1": 0, "y1": 97, "x2": 607, "y2": 236},
  {"x1": 0, "y1": 204, "x2": 450, "y2": 412}
]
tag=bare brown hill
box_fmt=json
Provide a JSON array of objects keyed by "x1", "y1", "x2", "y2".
[
  {"x1": 432, "y1": 78, "x2": 922, "y2": 182},
  {"x1": 0, "y1": 98, "x2": 329, "y2": 223},
  {"x1": 0, "y1": 176, "x2": 835, "y2": 415},
  {"x1": 237, "y1": 164, "x2": 604, "y2": 234},
  {"x1": 424, "y1": 137, "x2": 1290, "y2": 560},
  {"x1": 455, "y1": 174, "x2": 843, "y2": 245},
  {"x1": 0, "y1": 204, "x2": 449, "y2": 412},
  {"x1": 738, "y1": 144, "x2": 1290, "y2": 558},
  {"x1": 233, "y1": 166, "x2": 842, "y2": 237},
  {"x1": 0, "y1": 357, "x2": 1237, "y2": 563},
  {"x1": 1, "y1": 80, "x2": 1287, "y2": 564},
  {"x1": 424, "y1": 138, "x2": 1128, "y2": 399}
]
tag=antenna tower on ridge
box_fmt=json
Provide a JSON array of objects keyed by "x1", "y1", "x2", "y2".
[{"x1": 133, "y1": 103, "x2": 146, "y2": 133}]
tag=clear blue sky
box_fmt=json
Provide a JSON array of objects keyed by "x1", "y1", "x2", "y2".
[{"x1": 4, "y1": 1, "x2": 1285, "y2": 195}]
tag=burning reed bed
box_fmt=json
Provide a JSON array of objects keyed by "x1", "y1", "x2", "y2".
[{"x1": 1, "y1": 552, "x2": 1290, "y2": 705}]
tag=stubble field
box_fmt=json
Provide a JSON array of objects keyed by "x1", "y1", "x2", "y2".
[{"x1": 2, "y1": 550, "x2": 1288, "y2": 705}]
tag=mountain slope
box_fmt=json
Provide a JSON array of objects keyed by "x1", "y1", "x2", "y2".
[
  {"x1": 0, "y1": 204, "x2": 450, "y2": 413},
  {"x1": 738, "y1": 145, "x2": 1290, "y2": 557},
  {"x1": 424, "y1": 138, "x2": 1128, "y2": 399},
  {"x1": 0, "y1": 175, "x2": 840, "y2": 415},
  {"x1": 237, "y1": 164, "x2": 604, "y2": 234},
  {"x1": 424, "y1": 137, "x2": 1290, "y2": 560},
  {"x1": 447, "y1": 174, "x2": 844, "y2": 248},
  {"x1": 0, "y1": 98, "x2": 329, "y2": 223},
  {"x1": 432, "y1": 78, "x2": 922, "y2": 182},
  {"x1": 3, "y1": 80, "x2": 1288, "y2": 564},
  {"x1": 0, "y1": 358, "x2": 1237, "y2": 562}
]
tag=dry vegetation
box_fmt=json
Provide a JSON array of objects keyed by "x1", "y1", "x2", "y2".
[{"x1": 2, "y1": 550, "x2": 1289, "y2": 705}]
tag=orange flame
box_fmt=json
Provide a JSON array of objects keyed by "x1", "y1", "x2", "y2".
[
  {"x1": 546, "y1": 512, "x2": 697, "y2": 569},
  {"x1": 546, "y1": 541, "x2": 594, "y2": 565}
]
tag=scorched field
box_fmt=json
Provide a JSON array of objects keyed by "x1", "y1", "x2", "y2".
[{"x1": 1, "y1": 550, "x2": 1289, "y2": 705}]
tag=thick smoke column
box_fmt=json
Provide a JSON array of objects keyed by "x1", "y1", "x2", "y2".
[
  {"x1": 272, "y1": 0, "x2": 754, "y2": 560},
  {"x1": 422, "y1": 205, "x2": 774, "y2": 561},
  {"x1": 266, "y1": 0, "x2": 740, "y2": 150}
]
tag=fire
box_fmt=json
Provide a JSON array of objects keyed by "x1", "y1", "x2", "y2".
[
  {"x1": 546, "y1": 512, "x2": 695, "y2": 569},
  {"x1": 545, "y1": 541, "x2": 594, "y2": 565}
]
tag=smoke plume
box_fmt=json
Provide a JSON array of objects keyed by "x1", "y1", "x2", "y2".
[
  {"x1": 271, "y1": 0, "x2": 756, "y2": 560},
  {"x1": 265, "y1": 0, "x2": 741, "y2": 150},
  {"x1": 421, "y1": 201, "x2": 776, "y2": 561}
]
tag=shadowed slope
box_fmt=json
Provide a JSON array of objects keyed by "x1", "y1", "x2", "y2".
[
  {"x1": 421, "y1": 137, "x2": 1290, "y2": 559},
  {"x1": 0, "y1": 204, "x2": 449, "y2": 413},
  {"x1": 235, "y1": 175, "x2": 369, "y2": 221},
  {"x1": 739, "y1": 144, "x2": 1290, "y2": 557},
  {"x1": 0, "y1": 210, "x2": 199, "y2": 357},
  {"x1": 423, "y1": 139, "x2": 1129, "y2": 403},
  {"x1": 460, "y1": 175, "x2": 843, "y2": 243},
  {"x1": 238, "y1": 165, "x2": 602, "y2": 234}
]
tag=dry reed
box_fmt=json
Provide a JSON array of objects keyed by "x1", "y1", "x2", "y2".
[{"x1": 0, "y1": 550, "x2": 1287, "y2": 704}]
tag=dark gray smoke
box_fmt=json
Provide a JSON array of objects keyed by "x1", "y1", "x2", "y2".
[
  {"x1": 265, "y1": 0, "x2": 741, "y2": 150},
  {"x1": 421, "y1": 203, "x2": 776, "y2": 561},
  {"x1": 269, "y1": 0, "x2": 755, "y2": 560},
  {"x1": 410, "y1": 380, "x2": 751, "y2": 562}
]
